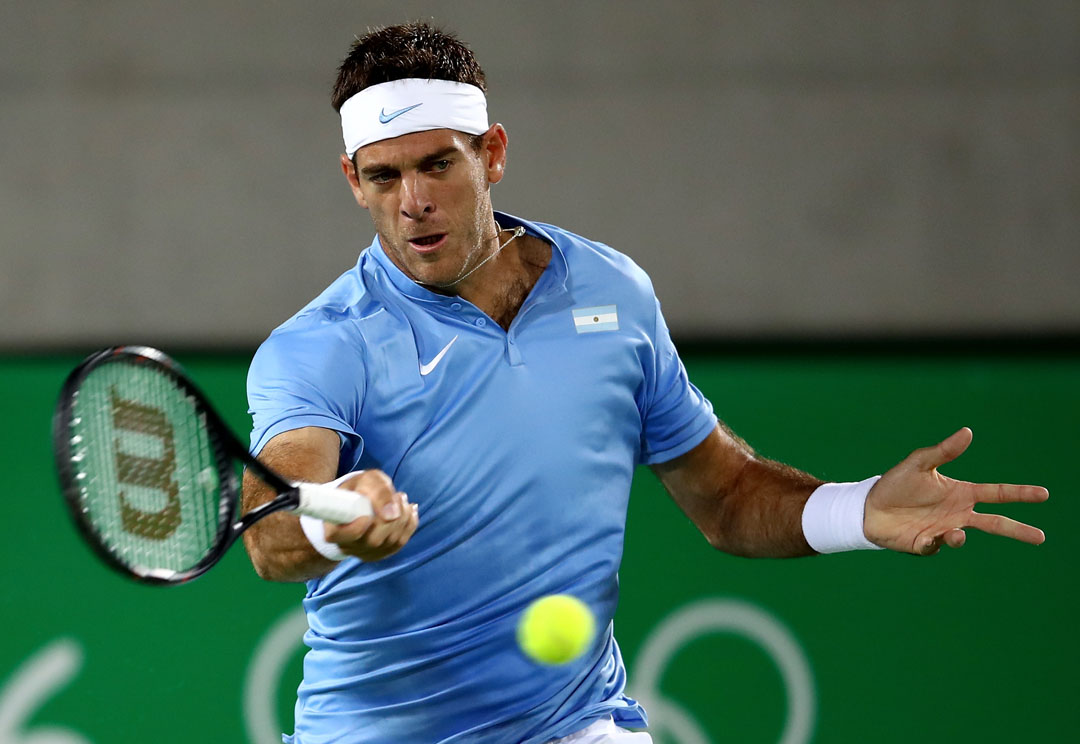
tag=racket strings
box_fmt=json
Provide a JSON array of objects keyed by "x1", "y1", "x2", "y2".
[{"x1": 67, "y1": 359, "x2": 227, "y2": 578}]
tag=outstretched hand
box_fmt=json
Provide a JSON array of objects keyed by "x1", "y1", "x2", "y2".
[{"x1": 863, "y1": 428, "x2": 1048, "y2": 555}]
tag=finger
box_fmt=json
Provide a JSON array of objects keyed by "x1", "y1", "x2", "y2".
[
  {"x1": 910, "y1": 427, "x2": 973, "y2": 472},
  {"x1": 383, "y1": 493, "x2": 417, "y2": 545},
  {"x1": 916, "y1": 534, "x2": 942, "y2": 556},
  {"x1": 331, "y1": 470, "x2": 401, "y2": 523},
  {"x1": 377, "y1": 493, "x2": 403, "y2": 521},
  {"x1": 324, "y1": 515, "x2": 372, "y2": 543},
  {"x1": 350, "y1": 474, "x2": 401, "y2": 522},
  {"x1": 943, "y1": 528, "x2": 966, "y2": 549},
  {"x1": 390, "y1": 501, "x2": 420, "y2": 546},
  {"x1": 970, "y1": 482, "x2": 1050, "y2": 505},
  {"x1": 322, "y1": 472, "x2": 394, "y2": 541},
  {"x1": 363, "y1": 492, "x2": 413, "y2": 546},
  {"x1": 968, "y1": 512, "x2": 1046, "y2": 545},
  {"x1": 326, "y1": 489, "x2": 394, "y2": 540}
]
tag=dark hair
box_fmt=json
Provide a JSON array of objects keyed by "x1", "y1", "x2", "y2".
[{"x1": 331, "y1": 22, "x2": 487, "y2": 112}]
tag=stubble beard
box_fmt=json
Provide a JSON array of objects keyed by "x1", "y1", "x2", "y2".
[{"x1": 419, "y1": 200, "x2": 499, "y2": 292}]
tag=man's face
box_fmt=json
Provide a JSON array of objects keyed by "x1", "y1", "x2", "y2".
[{"x1": 343, "y1": 127, "x2": 507, "y2": 290}]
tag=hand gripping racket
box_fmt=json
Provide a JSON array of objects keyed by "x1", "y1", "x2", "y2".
[{"x1": 53, "y1": 346, "x2": 372, "y2": 585}]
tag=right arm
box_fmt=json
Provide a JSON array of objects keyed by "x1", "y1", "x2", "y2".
[{"x1": 241, "y1": 426, "x2": 418, "y2": 582}]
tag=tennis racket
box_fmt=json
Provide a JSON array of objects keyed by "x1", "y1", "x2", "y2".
[{"x1": 53, "y1": 345, "x2": 372, "y2": 585}]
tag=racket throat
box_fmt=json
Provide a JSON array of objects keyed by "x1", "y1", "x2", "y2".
[{"x1": 235, "y1": 487, "x2": 302, "y2": 533}]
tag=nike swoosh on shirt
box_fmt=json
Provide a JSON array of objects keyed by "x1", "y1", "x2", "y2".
[
  {"x1": 379, "y1": 103, "x2": 423, "y2": 124},
  {"x1": 419, "y1": 335, "x2": 458, "y2": 376}
]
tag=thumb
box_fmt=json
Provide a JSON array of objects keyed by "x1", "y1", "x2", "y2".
[{"x1": 912, "y1": 427, "x2": 973, "y2": 472}]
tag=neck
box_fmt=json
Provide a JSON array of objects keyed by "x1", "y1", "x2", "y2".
[
  {"x1": 464, "y1": 231, "x2": 551, "y2": 330},
  {"x1": 417, "y1": 218, "x2": 520, "y2": 303},
  {"x1": 393, "y1": 217, "x2": 552, "y2": 327},
  {"x1": 439, "y1": 225, "x2": 526, "y2": 290}
]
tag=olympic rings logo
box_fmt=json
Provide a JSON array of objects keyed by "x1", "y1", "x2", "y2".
[{"x1": 0, "y1": 598, "x2": 813, "y2": 744}]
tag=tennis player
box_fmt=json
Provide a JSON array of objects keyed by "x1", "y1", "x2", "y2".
[{"x1": 242, "y1": 22, "x2": 1047, "y2": 744}]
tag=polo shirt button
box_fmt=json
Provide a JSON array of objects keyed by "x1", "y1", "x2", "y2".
[
  {"x1": 475, "y1": 318, "x2": 487, "y2": 327},
  {"x1": 450, "y1": 302, "x2": 463, "y2": 311}
]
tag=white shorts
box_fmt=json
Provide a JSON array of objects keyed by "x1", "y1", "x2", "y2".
[{"x1": 547, "y1": 717, "x2": 654, "y2": 743}]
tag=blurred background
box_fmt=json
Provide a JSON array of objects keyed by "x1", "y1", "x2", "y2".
[{"x1": 1, "y1": 2, "x2": 1076, "y2": 743}]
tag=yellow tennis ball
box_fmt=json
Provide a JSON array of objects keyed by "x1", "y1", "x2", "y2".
[{"x1": 517, "y1": 594, "x2": 596, "y2": 665}]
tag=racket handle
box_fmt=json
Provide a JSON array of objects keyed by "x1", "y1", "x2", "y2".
[{"x1": 293, "y1": 483, "x2": 374, "y2": 524}]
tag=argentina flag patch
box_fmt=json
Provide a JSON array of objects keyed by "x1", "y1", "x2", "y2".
[{"x1": 572, "y1": 305, "x2": 619, "y2": 333}]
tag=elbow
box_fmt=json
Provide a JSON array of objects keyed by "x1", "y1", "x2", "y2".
[
  {"x1": 695, "y1": 477, "x2": 736, "y2": 552},
  {"x1": 697, "y1": 500, "x2": 738, "y2": 553},
  {"x1": 243, "y1": 533, "x2": 327, "y2": 583},
  {"x1": 247, "y1": 546, "x2": 282, "y2": 582},
  {"x1": 696, "y1": 485, "x2": 758, "y2": 557},
  {"x1": 703, "y1": 527, "x2": 728, "y2": 552},
  {"x1": 244, "y1": 536, "x2": 293, "y2": 583},
  {"x1": 702, "y1": 523, "x2": 744, "y2": 555},
  {"x1": 698, "y1": 459, "x2": 757, "y2": 556},
  {"x1": 250, "y1": 552, "x2": 310, "y2": 583},
  {"x1": 700, "y1": 517, "x2": 758, "y2": 557}
]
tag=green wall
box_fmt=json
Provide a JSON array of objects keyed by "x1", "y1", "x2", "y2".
[{"x1": 1, "y1": 350, "x2": 1075, "y2": 743}]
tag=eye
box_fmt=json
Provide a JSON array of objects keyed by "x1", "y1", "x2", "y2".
[
  {"x1": 369, "y1": 172, "x2": 394, "y2": 185},
  {"x1": 430, "y1": 159, "x2": 451, "y2": 172}
]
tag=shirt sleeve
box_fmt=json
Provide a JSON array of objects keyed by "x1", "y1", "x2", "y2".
[
  {"x1": 246, "y1": 328, "x2": 366, "y2": 459},
  {"x1": 637, "y1": 297, "x2": 717, "y2": 465}
]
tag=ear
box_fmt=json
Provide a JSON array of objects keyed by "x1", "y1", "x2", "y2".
[
  {"x1": 481, "y1": 124, "x2": 509, "y2": 185},
  {"x1": 340, "y1": 153, "x2": 369, "y2": 209}
]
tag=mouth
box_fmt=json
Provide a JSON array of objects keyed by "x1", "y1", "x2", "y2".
[{"x1": 407, "y1": 233, "x2": 448, "y2": 254}]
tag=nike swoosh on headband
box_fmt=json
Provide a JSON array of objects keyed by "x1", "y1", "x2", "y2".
[
  {"x1": 419, "y1": 335, "x2": 458, "y2": 376},
  {"x1": 379, "y1": 103, "x2": 423, "y2": 124}
]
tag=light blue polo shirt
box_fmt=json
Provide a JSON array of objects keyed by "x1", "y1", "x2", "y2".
[{"x1": 247, "y1": 212, "x2": 717, "y2": 744}]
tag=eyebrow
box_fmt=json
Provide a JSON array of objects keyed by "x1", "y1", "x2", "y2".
[{"x1": 359, "y1": 146, "x2": 460, "y2": 177}]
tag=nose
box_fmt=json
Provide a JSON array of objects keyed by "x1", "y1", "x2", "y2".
[{"x1": 400, "y1": 173, "x2": 434, "y2": 220}]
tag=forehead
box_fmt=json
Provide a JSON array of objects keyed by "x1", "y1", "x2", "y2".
[{"x1": 354, "y1": 128, "x2": 472, "y2": 168}]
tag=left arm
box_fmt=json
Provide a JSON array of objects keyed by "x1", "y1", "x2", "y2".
[{"x1": 652, "y1": 423, "x2": 1049, "y2": 557}]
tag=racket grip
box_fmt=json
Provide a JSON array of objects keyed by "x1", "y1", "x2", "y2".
[{"x1": 293, "y1": 483, "x2": 374, "y2": 524}]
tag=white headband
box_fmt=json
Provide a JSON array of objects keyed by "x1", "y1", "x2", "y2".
[{"x1": 340, "y1": 78, "x2": 489, "y2": 157}]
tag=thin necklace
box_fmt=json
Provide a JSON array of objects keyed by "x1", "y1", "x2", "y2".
[{"x1": 441, "y1": 225, "x2": 526, "y2": 288}]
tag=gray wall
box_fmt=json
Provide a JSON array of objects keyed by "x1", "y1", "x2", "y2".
[{"x1": 2, "y1": 1, "x2": 1077, "y2": 347}]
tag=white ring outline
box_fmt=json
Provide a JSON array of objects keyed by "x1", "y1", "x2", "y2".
[
  {"x1": 0, "y1": 637, "x2": 91, "y2": 744},
  {"x1": 243, "y1": 606, "x2": 308, "y2": 744},
  {"x1": 630, "y1": 598, "x2": 815, "y2": 744}
]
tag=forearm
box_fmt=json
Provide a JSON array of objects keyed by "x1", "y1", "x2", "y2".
[
  {"x1": 242, "y1": 473, "x2": 339, "y2": 582},
  {"x1": 241, "y1": 428, "x2": 342, "y2": 582},
  {"x1": 709, "y1": 456, "x2": 823, "y2": 558},
  {"x1": 653, "y1": 424, "x2": 824, "y2": 558}
]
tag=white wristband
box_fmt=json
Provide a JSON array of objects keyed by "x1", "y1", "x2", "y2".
[
  {"x1": 300, "y1": 514, "x2": 347, "y2": 561},
  {"x1": 802, "y1": 476, "x2": 885, "y2": 553},
  {"x1": 296, "y1": 471, "x2": 366, "y2": 562}
]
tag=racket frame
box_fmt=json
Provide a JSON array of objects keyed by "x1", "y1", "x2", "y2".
[{"x1": 54, "y1": 345, "x2": 303, "y2": 585}]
